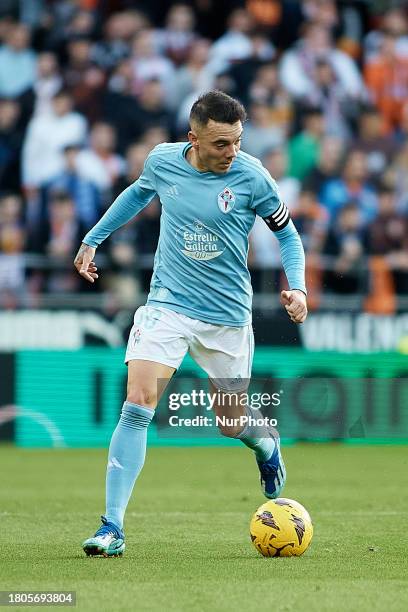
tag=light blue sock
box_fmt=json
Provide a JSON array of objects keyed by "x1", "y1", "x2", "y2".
[
  {"x1": 235, "y1": 407, "x2": 275, "y2": 462},
  {"x1": 238, "y1": 434, "x2": 274, "y2": 462},
  {"x1": 105, "y1": 401, "x2": 154, "y2": 529}
]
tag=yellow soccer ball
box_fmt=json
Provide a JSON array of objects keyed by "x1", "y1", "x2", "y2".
[{"x1": 250, "y1": 498, "x2": 313, "y2": 557}]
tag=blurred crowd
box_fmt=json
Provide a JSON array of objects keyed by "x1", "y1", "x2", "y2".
[{"x1": 0, "y1": 0, "x2": 408, "y2": 311}]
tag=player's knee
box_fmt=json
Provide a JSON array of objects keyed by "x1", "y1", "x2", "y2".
[
  {"x1": 217, "y1": 422, "x2": 244, "y2": 438},
  {"x1": 126, "y1": 387, "x2": 158, "y2": 409}
]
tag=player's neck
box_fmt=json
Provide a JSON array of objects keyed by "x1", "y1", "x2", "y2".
[{"x1": 186, "y1": 146, "x2": 208, "y2": 173}]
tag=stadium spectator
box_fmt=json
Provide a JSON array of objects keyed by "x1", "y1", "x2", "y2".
[
  {"x1": 244, "y1": 0, "x2": 304, "y2": 49},
  {"x1": 301, "y1": 0, "x2": 339, "y2": 30},
  {"x1": 249, "y1": 144, "x2": 302, "y2": 290},
  {"x1": 335, "y1": 2, "x2": 365, "y2": 60},
  {"x1": 105, "y1": 70, "x2": 171, "y2": 152},
  {"x1": 302, "y1": 58, "x2": 359, "y2": 139},
  {"x1": 262, "y1": 147, "x2": 301, "y2": 213},
  {"x1": 292, "y1": 187, "x2": 329, "y2": 253},
  {"x1": 228, "y1": 35, "x2": 276, "y2": 105},
  {"x1": 292, "y1": 185, "x2": 329, "y2": 309},
  {"x1": 155, "y1": 3, "x2": 197, "y2": 66},
  {"x1": 395, "y1": 98, "x2": 408, "y2": 144},
  {"x1": 43, "y1": 190, "x2": 85, "y2": 293},
  {"x1": 322, "y1": 202, "x2": 366, "y2": 294},
  {"x1": 22, "y1": 89, "x2": 87, "y2": 188},
  {"x1": 241, "y1": 101, "x2": 284, "y2": 159},
  {"x1": 44, "y1": 0, "x2": 79, "y2": 45},
  {"x1": 366, "y1": 185, "x2": 408, "y2": 293},
  {"x1": 248, "y1": 60, "x2": 289, "y2": 105},
  {"x1": 140, "y1": 125, "x2": 171, "y2": 150},
  {"x1": 13, "y1": 0, "x2": 45, "y2": 29},
  {"x1": 364, "y1": 7, "x2": 408, "y2": 61},
  {"x1": 33, "y1": 51, "x2": 62, "y2": 116},
  {"x1": 45, "y1": 6, "x2": 98, "y2": 55},
  {"x1": 130, "y1": 29, "x2": 175, "y2": 98},
  {"x1": 364, "y1": 31, "x2": 408, "y2": 133},
  {"x1": 247, "y1": 219, "x2": 276, "y2": 293},
  {"x1": 134, "y1": 199, "x2": 162, "y2": 293},
  {"x1": 0, "y1": 192, "x2": 25, "y2": 306},
  {"x1": 287, "y1": 106, "x2": 324, "y2": 181},
  {"x1": 279, "y1": 21, "x2": 364, "y2": 101},
  {"x1": 0, "y1": 23, "x2": 36, "y2": 98},
  {"x1": 243, "y1": 63, "x2": 292, "y2": 146},
  {"x1": 63, "y1": 35, "x2": 106, "y2": 122},
  {"x1": 108, "y1": 141, "x2": 157, "y2": 298},
  {"x1": 44, "y1": 145, "x2": 101, "y2": 229},
  {"x1": 41, "y1": 191, "x2": 79, "y2": 252},
  {"x1": 169, "y1": 38, "x2": 216, "y2": 111},
  {"x1": 113, "y1": 142, "x2": 151, "y2": 197},
  {"x1": 0, "y1": 192, "x2": 25, "y2": 254},
  {"x1": 0, "y1": 0, "x2": 406, "y2": 305},
  {"x1": 0, "y1": 99, "x2": 24, "y2": 193},
  {"x1": 127, "y1": 78, "x2": 172, "y2": 139},
  {"x1": 92, "y1": 10, "x2": 148, "y2": 70},
  {"x1": 103, "y1": 59, "x2": 146, "y2": 153},
  {"x1": 209, "y1": 8, "x2": 254, "y2": 73},
  {"x1": 105, "y1": 144, "x2": 162, "y2": 301},
  {"x1": 319, "y1": 149, "x2": 378, "y2": 224},
  {"x1": 76, "y1": 122, "x2": 125, "y2": 198},
  {"x1": 352, "y1": 105, "x2": 396, "y2": 178},
  {"x1": 390, "y1": 140, "x2": 408, "y2": 214},
  {"x1": 303, "y1": 135, "x2": 344, "y2": 195}
]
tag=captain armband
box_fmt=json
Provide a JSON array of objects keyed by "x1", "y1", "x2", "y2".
[{"x1": 262, "y1": 202, "x2": 290, "y2": 232}]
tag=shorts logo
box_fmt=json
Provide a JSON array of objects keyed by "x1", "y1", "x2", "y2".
[
  {"x1": 133, "y1": 328, "x2": 141, "y2": 345},
  {"x1": 217, "y1": 187, "x2": 235, "y2": 214}
]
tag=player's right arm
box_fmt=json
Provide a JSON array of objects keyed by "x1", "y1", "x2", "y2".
[
  {"x1": 74, "y1": 243, "x2": 98, "y2": 283},
  {"x1": 73, "y1": 153, "x2": 157, "y2": 283}
]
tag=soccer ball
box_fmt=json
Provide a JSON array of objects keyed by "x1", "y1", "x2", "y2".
[{"x1": 250, "y1": 498, "x2": 313, "y2": 557}]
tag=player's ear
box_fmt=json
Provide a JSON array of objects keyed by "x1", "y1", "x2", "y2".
[{"x1": 188, "y1": 130, "x2": 199, "y2": 149}]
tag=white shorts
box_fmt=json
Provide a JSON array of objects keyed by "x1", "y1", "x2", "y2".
[{"x1": 125, "y1": 306, "x2": 254, "y2": 391}]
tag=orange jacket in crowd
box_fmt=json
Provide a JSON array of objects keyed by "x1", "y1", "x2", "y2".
[{"x1": 364, "y1": 54, "x2": 408, "y2": 132}]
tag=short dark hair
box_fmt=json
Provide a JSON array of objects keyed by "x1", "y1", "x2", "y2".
[
  {"x1": 53, "y1": 88, "x2": 72, "y2": 100},
  {"x1": 378, "y1": 183, "x2": 395, "y2": 197},
  {"x1": 190, "y1": 91, "x2": 246, "y2": 127},
  {"x1": 300, "y1": 104, "x2": 324, "y2": 119},
  {"x1": 360, "y1": 104, "x2": 380, "y2": 116}
]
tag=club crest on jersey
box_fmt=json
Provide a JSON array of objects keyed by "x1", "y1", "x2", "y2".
[
  {"x1": 217, "y1": 187, "x2": 235, "y2": 214},
  {"x1": 132, "y1": 328, "x2": 141, "y2": 346}
]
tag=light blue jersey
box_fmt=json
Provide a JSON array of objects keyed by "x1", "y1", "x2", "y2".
[{"x1": 83, "y1": 142, "x2": 306, "y2": 326}]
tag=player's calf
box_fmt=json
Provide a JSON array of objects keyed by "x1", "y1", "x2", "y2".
[{"x1": 212, "y1": 388, "x2": 249, "y2": 437}]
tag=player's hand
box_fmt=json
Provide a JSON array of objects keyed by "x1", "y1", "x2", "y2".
[
  {"x1": 280, "y1": 290, "x2": 308, "y2": 324},
  {"x1": 74, "y1": 243, "x2": 98, "y2": 283}
]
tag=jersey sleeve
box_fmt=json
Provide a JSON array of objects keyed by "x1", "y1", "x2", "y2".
[
  {"x1": 249, "y1": 160, "x2": 305, "y2": 293},
  {"x1": 250, "y1": 164, "x2": 283, "y2": 216},
  {"x1": 83, "y1": 153, "x2": 158, "y2": 247},
  {"x1": 136, "y1": 151, "x2": 157, "y2": 192},
  {"x1": 274, "y1": 220, "x2": 307, "y2": 294}
]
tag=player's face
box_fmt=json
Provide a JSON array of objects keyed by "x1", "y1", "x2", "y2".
[{"x1": 188, "y1": 120, "x2": 243, "y2": 174}]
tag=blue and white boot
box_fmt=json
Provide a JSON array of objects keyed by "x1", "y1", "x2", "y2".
[
  {"x1": 257, "y1": 437, "x2": 286, "y2": 499},
  {"x1": 82, "y1": 516, "x2": 125, "y2": 557}
]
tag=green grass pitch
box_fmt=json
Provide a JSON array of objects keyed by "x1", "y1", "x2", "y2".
[{"x1": 0, "y1": 444, "x2": 407, "y2": 611}]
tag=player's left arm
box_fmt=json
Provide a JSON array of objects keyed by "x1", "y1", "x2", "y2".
[
  {"x1": 262, "y1": 206, "x2": 307, "y2": 324},
  {"x1": 250, "y1": 162, "x2": 307, "y2": 323}
]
